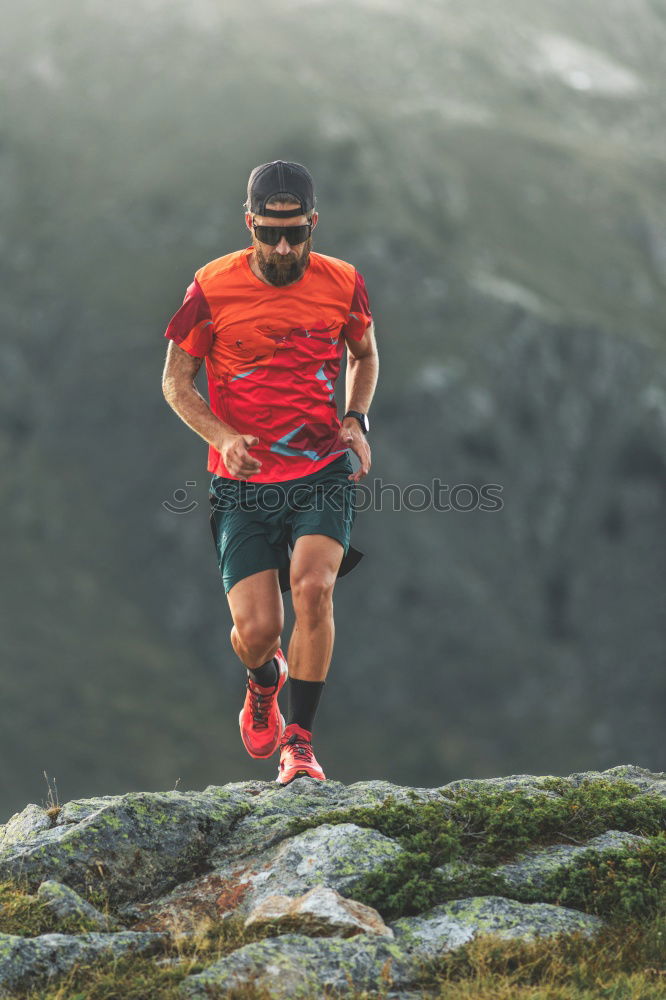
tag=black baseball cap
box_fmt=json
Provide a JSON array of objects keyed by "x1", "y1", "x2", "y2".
[{"x1": 246, "y1": 160, "x2": 316, "y2": 218}]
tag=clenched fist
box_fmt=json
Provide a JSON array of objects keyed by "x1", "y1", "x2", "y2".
[{"x1": 220, "y1": 434, "x2": 263, "y2": 480}]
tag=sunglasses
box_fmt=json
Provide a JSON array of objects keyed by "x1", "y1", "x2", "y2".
[{"x1": 252, "y1": 222, "x2": 312, "y2": 246}]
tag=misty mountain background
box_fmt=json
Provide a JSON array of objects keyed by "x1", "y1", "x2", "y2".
[{"x1": 1, "y1": 0, "x2": 665, "y2": 821}]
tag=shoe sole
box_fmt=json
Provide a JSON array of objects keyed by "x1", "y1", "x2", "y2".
[
  {"x1": 239, "y1": 652, "x2": 289, "y2": 759},
  {"x1": 276, "y1": 768, "x2": 326, "y2": 786}
]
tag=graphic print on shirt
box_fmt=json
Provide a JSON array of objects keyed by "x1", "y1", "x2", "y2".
[
  {"x1": 164, "y1": 248, "x2": 373, "y2": 482},
  {"x1": 221, "y1": 319, "x2": 347, "y2": 461}
]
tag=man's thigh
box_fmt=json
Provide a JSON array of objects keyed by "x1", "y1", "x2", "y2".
[
  {"x1": 227, "y1": 567, "x2": 284, "y2": 637},
  {"x1": 290, "y1": 534, "x2": 345, "y2": 591}
]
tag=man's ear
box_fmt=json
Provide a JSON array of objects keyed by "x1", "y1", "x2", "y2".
[
  {"x1": 310, "y1": 211, "x2": 319, "y2": 229},
  {"x1": 244, "y1": 212, "x2": 253, "y2": 232}
]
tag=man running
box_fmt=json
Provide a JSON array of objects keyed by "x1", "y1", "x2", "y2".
[{"x1": 162, "y1": 160, "x2": 378, "y2": 785}]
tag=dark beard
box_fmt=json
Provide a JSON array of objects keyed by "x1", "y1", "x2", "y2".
[{"x1": 254, "y1": 237, "x2": 312, "y2": 286}]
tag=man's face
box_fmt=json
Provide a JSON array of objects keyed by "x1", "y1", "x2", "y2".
[{"x1": 245, "y1": 202, "x2": 318, "y2": 286}]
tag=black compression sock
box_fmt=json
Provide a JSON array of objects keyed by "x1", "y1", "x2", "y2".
[
  {"x1": 248, "y1": 657, "x2": 278, "y2": 688},
  {"x1": 287, "y1": 677, "x2": 325, "y2": 733}
]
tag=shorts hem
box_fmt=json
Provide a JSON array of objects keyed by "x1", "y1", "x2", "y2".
[
  {"x1": 290, "y1": 528, "x2": 349, "y2": 556},
  {"x1": 223, "y1": 562, "x2": 284, "y2": 595}
]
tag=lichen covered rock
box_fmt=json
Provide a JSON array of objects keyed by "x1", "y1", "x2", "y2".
[
  {"x1": 128, "y1": 821, "x2": 405, "y2": 931},
  {"x1": 244, "y1": 886, "x2": 393, "y2": 938},
  {"x1": 0, "y1": 930, "x2": 168, "y2": 998},
  {"x1": 0, "y1": 788, "x2": 251, "y2": 907},
  {"x1": 0, "y1": 805, "x2": 52, "y2": 849},
  {"x1": 391, "y1": 895, "x2": 605, "y2": 961},
  {"x1": 178, "y1": 933, "x2": 415, "y2": 999},
  {"x1": 489, "y1": 829, "x2": 650, "y2": 890},
  {"x1": 36, "y1": 879, "x2": 123, "y2": 932}
]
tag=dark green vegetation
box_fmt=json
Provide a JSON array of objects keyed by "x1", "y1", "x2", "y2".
[
  {"x1": 289, "y1": 778, "x2": 666, "y2": 921},
  {"x1": 2, "y1": 0, "x2": 666, "y2": 821}
]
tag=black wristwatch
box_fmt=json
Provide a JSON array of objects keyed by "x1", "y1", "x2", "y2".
[{"x1": 343, "y1": 410, "x2": 370, "y2": 435}]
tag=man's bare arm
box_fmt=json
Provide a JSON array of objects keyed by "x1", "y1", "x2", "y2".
[
  {"x1": 344, "y1": 321, "x2": 379, "y2": 415},
  {"x1": 161, "y1": 341, "x2": 262, "y2": 479},
  {"x1": 337, "y1": 321, "x2": 379, "y2": 482}
]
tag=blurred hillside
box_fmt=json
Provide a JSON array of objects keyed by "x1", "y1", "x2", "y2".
[{"x1": 1, "y1": 0, "x2": 665, "y2": 820}]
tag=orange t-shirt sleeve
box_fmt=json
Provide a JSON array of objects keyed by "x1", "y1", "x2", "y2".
[
  {"x1": 164, "y1": 277, "x2": 214, "y2": 358},
  {"x1": 343, "y1": 269, "x2": 373, "y2": 342}
]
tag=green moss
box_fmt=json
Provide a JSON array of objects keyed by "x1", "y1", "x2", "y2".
[
  {"x1": 513, "y1": 832, "x2": 666, "y2": 923},
  {"x1": 208, "y1": 803, "x2": 250, "y2": 823},
  {"x1": 101, "y1": 814, "x2": 123, "y2": 830},
  {"x1": 286, "y1": 779, "x2": 665, "y2": 921},
  {"x1": 0, "y1": 881, "x2": 108, "y2": 937},
  {"x1": 84, "y1": 882, "x2": 114, "y2": 915},
  {"x1": 291, "y1": 778, "x2": 664, "y2": 858}
]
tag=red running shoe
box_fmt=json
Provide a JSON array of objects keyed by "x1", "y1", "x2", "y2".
[
  {"x1": 276, "y1": 723, "x2": 326, "y2": 785},
  {"x1": 238, "y1": 649, "x2": 288, "y2": 758}
]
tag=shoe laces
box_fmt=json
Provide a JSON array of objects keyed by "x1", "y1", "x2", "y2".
[
  {"x1": 281, "y1": 732, "x2": 314, "y2": 762},
  {"x1": 247, "y1": 680, "x2": 277, "y2": 730}
]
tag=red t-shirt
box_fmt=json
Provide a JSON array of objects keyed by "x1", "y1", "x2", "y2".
[{"x1": 164, "y1": 247, "x2": 373, "y2": 482}]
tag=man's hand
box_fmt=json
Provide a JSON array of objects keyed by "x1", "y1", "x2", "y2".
[
  {"x1": 219, "y1": 434, "x2": 263, "y2": 480},
  {"x1": 337, "y1": 418, "x2": 371, "y2": 482}
]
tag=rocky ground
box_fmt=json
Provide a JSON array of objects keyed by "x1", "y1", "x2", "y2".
[{"x1": 0, "y1": 764, "x2": 663, "y2": 998}]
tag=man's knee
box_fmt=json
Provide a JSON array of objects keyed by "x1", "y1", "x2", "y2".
[
  {"x1": 291, "y1": 570, "x2": 335, "y2": 619},
  {"x1": 232, "y1": 613, "x2": 281, "y2": 659}
]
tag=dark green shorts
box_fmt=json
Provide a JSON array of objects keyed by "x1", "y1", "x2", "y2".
[{"x1": 208, "y1": 452, "x2": 363, "y2": 595}]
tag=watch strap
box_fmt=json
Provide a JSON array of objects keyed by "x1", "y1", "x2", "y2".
[{"x1": 343, "y1": 410, "x2": 369, "y2": 434}]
